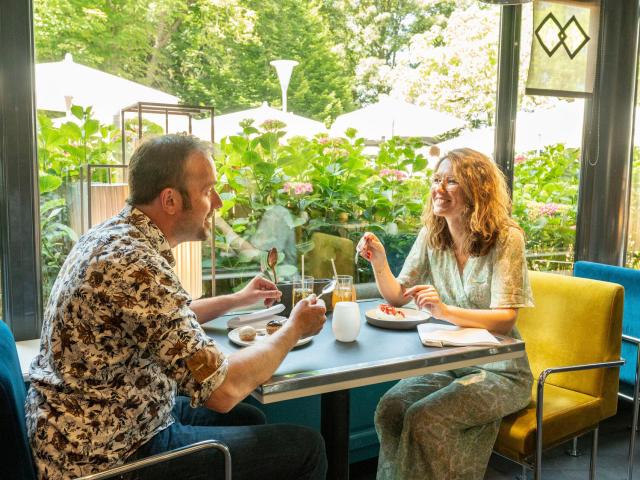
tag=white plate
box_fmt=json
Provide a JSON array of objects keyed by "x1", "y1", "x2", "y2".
[
  {"x1": 228, "y1": 327, "x2": 313, "y2": 348},
  {"x1": 365, "y1": 307, "x2": 431, "y2": 330}
]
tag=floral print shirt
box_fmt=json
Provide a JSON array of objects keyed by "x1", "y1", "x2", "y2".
[{"x1": 25, "y1": 205, "x2": 228, "y2": 480}]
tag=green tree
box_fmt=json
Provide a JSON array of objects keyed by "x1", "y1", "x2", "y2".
[
  {"x1": 165, "y1": 0, "x2": 353, "y2": 122},
  {"x1": 34, "y1": 0, "x2": 160, "y2": 80},
  {"x1": 321, "y1": 0, "x2": 456, "y2": 104},
  {"x1": 35, "y1": 0, "x2": 354, "y2": 122}
]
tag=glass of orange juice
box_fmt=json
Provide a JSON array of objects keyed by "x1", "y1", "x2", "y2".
[
  {"x1": 292, "y1": 275, "x2": 314, "y2": 308},
  {"x1": 332, "y1": 275, "x2": 356, "y2": 309}
]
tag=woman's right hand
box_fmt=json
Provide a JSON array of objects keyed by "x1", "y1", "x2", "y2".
[{"x1": 357, "y1": 232, "x2": 386, "y2": 266}]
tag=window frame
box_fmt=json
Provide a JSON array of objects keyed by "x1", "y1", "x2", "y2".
[{"x1": 0, "y1": 0, "x2": 43, "y2": 340}]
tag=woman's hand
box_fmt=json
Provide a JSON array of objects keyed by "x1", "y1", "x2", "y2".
[
  {"x1": 358, "y1": 232, "x2": 387, "y2": 266},
  {"x1": 236, "y1": 275, "x2": 282, "y2": 307},
  {"x1": 404, "y1": 284, "x2": 448, "y2": 319}
]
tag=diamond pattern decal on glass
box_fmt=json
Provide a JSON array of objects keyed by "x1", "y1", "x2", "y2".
[{"x1": 535, "y1": 13, "x2": 591, "y2": 60}]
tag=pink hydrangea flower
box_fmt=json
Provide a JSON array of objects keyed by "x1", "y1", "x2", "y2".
[
  {"x1": 514, "y1": 154, "x2": 527, "y2": 165},
  {"x1": 284, "y1": 182, "x2": 313, "y2": 195},
  {"x1": 538, "y1": 202, "x2": 562, "y2": 216},
  {"x1": 379, "y1": 168, "x2": 408, "y2": 182},
  {"x1": 527, "y1": 201, "x2": 567, "y2": 219},
  {"x1": 322, "y1": 146, "x2": 349, "y2": 157}
]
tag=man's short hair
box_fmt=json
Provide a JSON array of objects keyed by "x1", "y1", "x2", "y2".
[{"x1": 128, "y1": 134, "x2": 212, "y2": 206}]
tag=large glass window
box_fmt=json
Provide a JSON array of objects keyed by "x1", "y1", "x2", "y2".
[
  {"x1": 32, "y1": 0, "x2": 501, "y2": 306},
  {"x1": 511, "y1": 4, "x2": 583, "y2": 274},
  {"x1": 626, "y1": 65, "x2": 640, "y2": 268}
]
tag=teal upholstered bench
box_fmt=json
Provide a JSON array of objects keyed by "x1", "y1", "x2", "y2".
[{"x1": 574, "y1": 261, "x2": 640, "y2": 479}]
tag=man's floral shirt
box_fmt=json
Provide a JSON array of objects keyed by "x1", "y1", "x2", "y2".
[{"x1": 25, "y1": 205, "x2": 228, "y2": 479}]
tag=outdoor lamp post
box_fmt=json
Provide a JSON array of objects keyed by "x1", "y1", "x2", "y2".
[{"x1": 270, "y1": 59, "x2": 298, "y2": 113}]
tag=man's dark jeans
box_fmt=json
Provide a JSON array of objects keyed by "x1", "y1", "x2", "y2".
[{"x1": 127, "y1": 396, "x2": 327, "y2": 480}]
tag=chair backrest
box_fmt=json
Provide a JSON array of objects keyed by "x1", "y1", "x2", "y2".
[
  {"x1": 0, "y1": 321, "x2": 37, "y2": 480},
  {"x1": 307, "y1": 232, "x2": 355, "y2": 279},
  {"x1": 574, "y1": 260, "x2": 640, "y2": 386},
  {"x1": 518, "y1": 271, "x2": 623, "y2": 416}
]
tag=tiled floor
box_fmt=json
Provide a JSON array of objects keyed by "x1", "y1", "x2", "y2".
[{"x1": 350, "y1": 399, "x2": 638, "y2": 479}]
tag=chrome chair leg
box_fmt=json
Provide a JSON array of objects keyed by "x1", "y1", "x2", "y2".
[
  {"x1": 566, "y1": 437, "x2": 582, "y2": 457},
  {"x1": 518, "y1": 464, "x2": 529, "y2": 480},
  {"x1": 589, "y1": 427, "x2": 599, "y2": 480}
]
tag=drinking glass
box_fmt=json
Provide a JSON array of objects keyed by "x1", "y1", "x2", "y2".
[
  {"x1": 292, "y1": 275, "x2": 314, "y2": 308},
  {"x1": 332, "y1": 274, "x2": 356, "y2": 309},
  {"x1": 332, "y1": 301, "x2": 361, "y2": 342}
]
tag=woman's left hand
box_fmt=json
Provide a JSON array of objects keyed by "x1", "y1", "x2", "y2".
[{"x1": 404, "y1": 284, "x2": 448, "y2": 319}]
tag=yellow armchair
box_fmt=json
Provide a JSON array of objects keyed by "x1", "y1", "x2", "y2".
[{"x1": 494, "y1": 271, "x2": 624, "y2": 480}]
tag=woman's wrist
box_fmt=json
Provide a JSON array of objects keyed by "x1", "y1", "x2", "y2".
[
  {"x1": 372, "y1": 256, "x2": 390, "y2": 275},
  {"x1": 439, "y1": 303, "x2": 452, "y2": 321}
]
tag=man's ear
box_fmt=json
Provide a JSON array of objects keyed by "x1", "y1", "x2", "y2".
[{"x1": 159, "y1": 187, "x2": 181, "y2": 215}]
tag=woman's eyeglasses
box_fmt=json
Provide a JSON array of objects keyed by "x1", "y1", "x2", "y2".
[{"x1": 431, "y1": 176, "x2": 459, "y2": 191}]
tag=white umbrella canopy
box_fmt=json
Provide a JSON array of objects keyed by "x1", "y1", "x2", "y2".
[
  {"x1": 329, "y1": 97, "x2": 465, "y2": 141},
  {"x1": 435, "y1": 127, "x2": 495, "y2": 158},
  {"x1": 192, "y1": 102, "x2": 327, "y2": 141},
  {"x1": 437, "y1": 101, "x2": 585, "y2": 157},
  {"x1": 515, "y1": 101, "x2": 584, "y2": 152},
  {"x1": 36, "y1": 53, "x2": 179, "y2": 124}
]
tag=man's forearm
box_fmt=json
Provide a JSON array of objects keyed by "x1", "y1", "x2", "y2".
[
  {"x1": 190, "y1": 293, "x2": 243, "y2": 324},
  {"x1": 205, "y1": 323, "x2": 301, "y2": 412}
]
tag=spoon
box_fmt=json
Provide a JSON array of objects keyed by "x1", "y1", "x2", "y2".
[
  {"x1": 314, "y1": 279, "x2": 337, "y2": 301},
  {"x1": 267, "y1": 247, "x2": 278, "y2": 284}
]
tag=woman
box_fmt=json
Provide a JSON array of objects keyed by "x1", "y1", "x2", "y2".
[{"x1": 359, "y1": 148, "x2": 533, "y2": 480}]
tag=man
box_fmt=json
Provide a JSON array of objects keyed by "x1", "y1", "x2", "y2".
[{"x1": 26, "y1": 134, "x2": 327, "y2": 480}]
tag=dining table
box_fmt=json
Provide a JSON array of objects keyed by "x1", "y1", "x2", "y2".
[{"x1": 203, "y1": 298, "x2": 526, "y2": 480}]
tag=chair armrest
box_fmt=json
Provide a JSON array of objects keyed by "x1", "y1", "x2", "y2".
[
  {"x1": 76, "y1": 440, "x2": 232, "y2": 480},
  {"x1": 623, "y1": 334, "x2": 640, "y2": 346},
  {"x1": 533, "y1": 359, "x2": 624, "y2": 466}
]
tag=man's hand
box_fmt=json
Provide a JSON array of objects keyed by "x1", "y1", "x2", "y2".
[
  {"x1": 236, "y1": 275, "x2": 282, "y2": 307},
  {"x1": 287, "y1": 297, "x2": 327, "y2": 339}
]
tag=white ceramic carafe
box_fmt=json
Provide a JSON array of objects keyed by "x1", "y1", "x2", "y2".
[{"x1": 332, "y1": 301, "x2": 361, "y2": 342}]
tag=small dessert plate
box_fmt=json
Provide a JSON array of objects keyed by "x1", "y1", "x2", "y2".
[
  {"x1": 365, "y1": 307, "x2": 431, "y2": 330},
  {"x1": 227, "y1": 327, "x2": 313, "y2": 348}
]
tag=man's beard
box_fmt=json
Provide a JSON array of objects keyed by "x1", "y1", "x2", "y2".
[{"x1": 180, "y1": 211, "x2": 212, "y2": 242}]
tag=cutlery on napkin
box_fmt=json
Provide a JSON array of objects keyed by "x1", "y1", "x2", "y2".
[{"x1": 226, "y1": 303, "x2": 286, "y2": 328}]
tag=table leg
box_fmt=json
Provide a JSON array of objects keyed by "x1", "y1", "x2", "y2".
[{"x1": 321, "y1": 389, "x2": 350, "y2": 480}]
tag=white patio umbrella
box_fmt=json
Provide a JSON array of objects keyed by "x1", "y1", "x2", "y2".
[
  {"x1": 437, "y1": 101, "x2": 585, "y2": 156},
  {"x1": 192, "y1": 102, "x2": 326, "y2": 141},
  {"x1": 36, "y1": 53, "x2": 179, "y2": 124},
  {"x1": 515, "y1": 101, "x2": 584, "y2": 152},
  {"x1": 434, "y1": 127, "x2": 495, "y2": 158},
  {"x1": 329, "y1": 97, "x2": 465, "y2": 142}
]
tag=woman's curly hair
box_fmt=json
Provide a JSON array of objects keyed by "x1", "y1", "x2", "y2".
[{"x1": 421, "y1": 148, "x2": 520, "y2": 257}]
